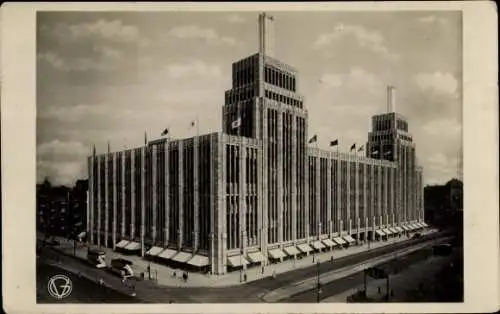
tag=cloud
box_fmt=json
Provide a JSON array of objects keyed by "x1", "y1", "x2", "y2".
[
  {"x1": 165, "y1": 60, "x2": 222, "y2": 79},
  {"x1": 319, "y1": 74, "x2": 342, "y2": 88},
  {"x1": 414, "y1": 72, "x2": 459, "y2": 98},
  {"x1": 226, "y1": 14, "x2": 246, "y2": 24},
  {"x1": 422, "y1": 117, "x2": 462, "y2": 137},
  {"x1": 418, "y1": 15, "x2": 449, "y2": 25},
  {"x1": 38, "y1": 51, "x2": 112, "y2": 72},
  {"x1": 43, "y1": 19, "x2": 147, "y2": 46},
  {"x1": 314, "y1": 23, "x2": 399, "y2": 60},
  {"x1": 167, "y1": 25, "x2": 238, "y2": 46},
  {"x1": 424, "y1": 152, "x2": 462, "y2": 185}
]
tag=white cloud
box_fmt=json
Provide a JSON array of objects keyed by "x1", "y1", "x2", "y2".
[
  {"x1": 226, "y1": 14, "x2": 246, "y2": 24},
  {"x1": 418, "y1": 15, "x2": 449, "y2": 25},
  {"x1": 422, "y1": 117, "x2": 462, "y2": 137},
  {"x1": 167, "y1": 25, "x2": 238, "y2": 46},
  {"x1": 38, "y1": 50, "x2": 115, "y2": 72},
  {"x1": 319, "y1": 74, "x2": 342, "y2": 88},
  {"x1": 424, "y1": 152, "x2": 462, "y2": 185},
  {"x1": 414, "y1": 72, "x2": 459, "y2": 98},
  {"x1": 38, "y1": 139, "x2": 89, "y2": 160},
  {"x1": 165, "y1": 60, "x2": 222, "y2": 79},
  {"x1": 314, "y1": 23, "x2": 399, "y2": 60}
]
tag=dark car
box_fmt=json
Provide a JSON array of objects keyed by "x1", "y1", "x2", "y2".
[
  {"x1": 411, "y1": 233, "x2": 422, "y2": 239},
  {"x1": 433, "y1": 243, "x2": 453, "y2": 256}
]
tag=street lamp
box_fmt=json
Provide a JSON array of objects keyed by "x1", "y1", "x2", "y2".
[{"x1": 316, "y1": 260, "x2": 321, "y2": 303}]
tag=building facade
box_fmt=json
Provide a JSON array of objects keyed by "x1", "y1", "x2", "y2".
[{"x1": 87, "y1": 13, "x2": 425, "y2": 275}]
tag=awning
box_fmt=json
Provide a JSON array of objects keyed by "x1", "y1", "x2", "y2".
[
  {"x1": 297, "y1": 243, "x2": 313, "y2": 253},
  {"x1": 343, "y1": 235, "x2": 356, "y2": 244},
  {"x1": 116, "y1": 240, "x2": 130, "y2": 248},
  {"x1": 417, "y1": 222, "x2": 425, "y2": 228},
  {"x1": 402, "y1": 225, "x2": 411, "y2": 231},
  {"x1": 333, "y1": 237, "x2": 347, "y2": 245},
  {"x1": 395, "y1": 226, "x2": 404, "y2": 233},
  {"x1": 171, "y1": 251, "x2": 192, "y2": 263},
  {"x1": 268, "y1": 249, "x2": 286, "y2": 260},
  {"x1": 227, "y1": 255, "x2": 249, "y2": 267},
  {"x1": 283, "y1": 246, "x2": 300, "y2": 256},
  {"x1": 389, "y1": 227, "x2": 399, "y2": 234},
  {"x1": 157, "y1": 248, "x2": 177, "y2": 260},
  {"x1": 409, "y1": 224, "x2": 418, "y2": 230},
  {"x1": 312, "y1": 241, "x2": 326, "y2": 250},
  {"x1": 124, "y1": 241, "x2": 141, "y2": 251},
  {"x1": 322, "y1": 239, "x2": 337, "y2": 248},
  {"x1": 77, "y1": 231, "x2": 86, "y2": 239},
  {"x1": 247, "y1": 251, "x2": 267, "y2": 263},
  {"x1": 145, "y1": 246, "x2": 164, "y2": 256},
  {"x1": 375, "y1": 229, "x2": 386, "y2": 236},
  {"x1": 421, "y1": 222, "x2": 429, "y2": 227},
  {"x1": 187, "y1": 254, "x2": 210, "y2": 267},
  {"x1": 382, "y1": 228, "x2": 393, "y2": 235},
  {"x1": 413, "y1": 223, "x2": 422, "y2": 229}
]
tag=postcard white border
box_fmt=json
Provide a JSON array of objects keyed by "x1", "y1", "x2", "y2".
[{"x1": 1, "y1": 1, "x2": 498, "y2": 313}]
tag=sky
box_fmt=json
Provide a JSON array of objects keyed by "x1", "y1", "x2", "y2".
[{"x1": 36, "y1": 10, "x2": 462, "y2": 187}]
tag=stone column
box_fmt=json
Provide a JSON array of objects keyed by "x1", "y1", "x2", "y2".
[
  {"x1": 130, "y1": 150, "x2": 136, "y2": 240},
  {"x1": 315, "y1": 154, "x2": 320, "y2": 238},
  {"x1": 261, "y1": 105, "x2": 269, "y2": 253},
  {"x1": 178, "y1": 141, "x2": 184, "y2": 250},
  {"x1": 121, "y1": 152, "x2": 126, "y2": 239},
  {"x1": 327, "y1": 157, "x2": 332, "y2": 237},
  {"x1": 140, "y1": 147, "x2": 146, "y2": 257},
  {"x1": 97, "y1": 157, "x2": 101, "y2": 247},
  {"x1": 89, "y1": 156, "x2": 94, "y2": 244},
  {"x1": 164, "y1": 141, "x2": 170, "y2": 246},
  {"x1": 336, "y1": 157, "x2": 341, "y2": 234},
  {"x1": 104, "y1": 153, "x2": 109, "y2": 248},
  {"x1": 193, "y1": 135, "x2": 200, "y2": 251},
  {"x1": 112, "y1": 154, "x2": 117, "y2": 249},
  {"x1": 291, "y1": 113, "x2": 297, "y2": 242},
  {"x1": 152, "y1": 145, "x2": 158, "y2": 245},
  {"x1": 277, "y1": 109, "x2": 283, "y2": 244},
  {"x1": 240, "y1": 140, "x2": 247, "y2": 266}
]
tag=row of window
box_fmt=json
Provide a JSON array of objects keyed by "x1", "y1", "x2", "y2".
[
  {"x1": 264, "y1": 65, "x2": 296, "y2": 92},
  {"x1": 265, "y1": 90, "x2": 303, "y2": 108}
]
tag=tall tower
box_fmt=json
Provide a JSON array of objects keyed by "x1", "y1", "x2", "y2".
[
  {"x1": 367, "y1": 86, "x2": 418, "y2": 226},
  {"x1": 222, "y1": 13, "x2": 308, "y2": 251}
]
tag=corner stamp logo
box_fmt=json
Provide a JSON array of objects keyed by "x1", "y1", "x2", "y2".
[{"x1": 47, "y1": 274, "x2": 73, "y2": 300}]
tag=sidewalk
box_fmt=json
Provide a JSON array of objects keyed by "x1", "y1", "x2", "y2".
[
  {"x1": 42, "y1": 229, "x2": 438, "y2": 288},
  {"x1": 321, "y1": 251, "x2": 453, "y2": 302}
]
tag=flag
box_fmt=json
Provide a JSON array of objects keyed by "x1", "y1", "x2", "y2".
[
  {"x1": 330, "y1": 139, "x2": 339, "y2": 147},
  {"x1": 92, "y1": 144, "x2": 96, "y2": 156},
  {"x1": 144, "y1": 132, "x2": 148, "y2": 145},
  {"x1": 191, "y1": 120, "x2": 196, "y2": 128},
  {"x1": 161, "y1": 128, "x2": 169, "y2": 136},
  {"x1": 372, "y1": 150, "x2": 380, "y2": 155},
  {"x1": 107, "y1": 141, "x2": 111, "y2": 153},
  {"x1": 350, "y1": 143, "x2": 356, "y2": 151},
  {"x1": 308, "y1": 135, "x2": 318, "y2": 143},
  {"x1": 358, "y1": 145, "x2": 364, "y2": 152},
  {"x1": 384, "y1": 151, "x2": 392, "y2": 155},
  {"x1": 231, "y1": 117, "x2": 242, "y2": 129}
]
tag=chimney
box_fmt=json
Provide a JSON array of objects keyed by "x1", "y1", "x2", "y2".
[{"x1": 387, "y1": 85, "x2": 396, "y2": 113}]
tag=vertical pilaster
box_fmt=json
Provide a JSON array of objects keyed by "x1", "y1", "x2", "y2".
[
  {"x1": 140, "y1": 147, "x2": 146, "y2": 256},
  {"x1": 315, "y1": 154, "x2": 320, "y2": 238},
  {"x1": 130, "y1": 150, "x2": 136, "y2": 240},
  {"x1": 112, "y1": 154, "x2": 117, "y2": 249},
  {"x1": 193, "y1": 135, "x2": 199, "y2": 251},
  {"x1": 178, "y1": 141, "x2": 184, "y2": 249},
  {"x1": 121, "y1": 152, "x2": 125, "y2": 239},
  {"x1": 326, "y1": 157, "x2": 332, "y2": 236},
  {"x1": 277, "y1": 109, "x2": 283, "y2": 244},
  {"x1": 104, "y1": 153, "x2": 109, "y2": 248},
  {"x1": 89, "y1": 156, "x2": 94, "y2": 244},
  {"x1": 219, "y1": 134, "x2": 227, "y2": 274},
  {"x1": 304, "y1": 115, "x2": 310, "y2": 240},
  {"x1": 164, "y1": 141, "x2": 170, "y2": 246},
  {"x1": 240, "y1": 141, "x2": 247, "y2": 257},
  {"x1": 97, "y1": 157, "x2": 101, "y2": 247},
  {"x1": 336, "y1": 157, "x2": 341, "y2": 234},
  {"x1": 363, "y1": 163, "x2": 367, "y2": 230},
  {"x1": 261, "y1": 106, "x2": 268, "y2": 252},
  {"x1": 355, "y1": 160, "x2": 359, "y2": 239},
  {"x1": 346, "y1": 158, "x2": 351, "y2": 234},
  {"x1": 209, "y1": 135, "x2": 216, "y2": 274},
  {"x1": 291, "y1": 114, "x2": 297, "y2": 242},
  {"x1": 152, "y1": 145, "x2": 158, "y2": 245},
  {"x1": 377, "y1": 165, "x2": 382, "y2": 228}
]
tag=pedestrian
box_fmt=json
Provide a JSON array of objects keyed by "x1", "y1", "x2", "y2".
[
  {"x1": 99, "y1": 278, "x2": 104, "y2": 286},
  {"x1": 244, "y1": 273, "x2": 247, "y2": 282},
  {"x1": 261, "y1": 266, "x2": 264, "y2": 275}
]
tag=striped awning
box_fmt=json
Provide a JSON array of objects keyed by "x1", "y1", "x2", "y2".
[
  {"x1": 402, "y1": 225, "x2": 411, "y2": 231},
  {"x1": 146, "y1": 246, "x2": 164, "y2": 256},
  {"x1": 333, "y1": 237, "x2": 347, "y2": 245},
  {"x1": 421, "y1": 222, "x2": 429, "y2": 227},
  {"x1": 297, "y1": 243, "x2": 313, "y2": 253},
  {"x1": 124, "y1": 241, "x2": 141, "y2": 251},
  {"x1": 389, "y1": 227, "x2": 399, "y2": 234},
  {"x1": 395, "y1": 226, "x2": 405, "y2": 233},
  {"x1": 77, "y1": 231, "x2": 86, "y2": 239},
  {"x1": 375, "y1": 229, "x2": 386, "y2": 236},
  {"x1": 227, "y1": 255, "x2": 249, "y2": 267},
  {"x1": 187, "y1": 255, "x2": 209, "y2": 267},
  {"x1": 283, "y1": 246, "x2": 300, "y2": 256},
  {"x1": 312, "y1": 241, "x2": 326, "y2": 250},
  {"x1": 268, "y1": 249, "x2": 286, "y2": 260},
  {"x1": 116, "y1": 240, "x2": 130, "y2": 248},
  {"x1": 409, "y1": 224, "x2": 418, "y2": 230},
  {"x1": 247, "y1": 251, "x2": 267, "y2": 263},
  {"x1": 382, "y1": 228, "x2": 393, "y2": 235},
  {"x1": 322, "y1": 239, "x2": 337, "y2": 248},
  {"x1": 171, "y1": 252, "x2": 192, "y2": 263},
  {"x1": 343, "y1": 235, "x2": 356, "y2": 244},
  {"x1": 158, "y1": 248, "x2": 177, "y2": 260}
]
